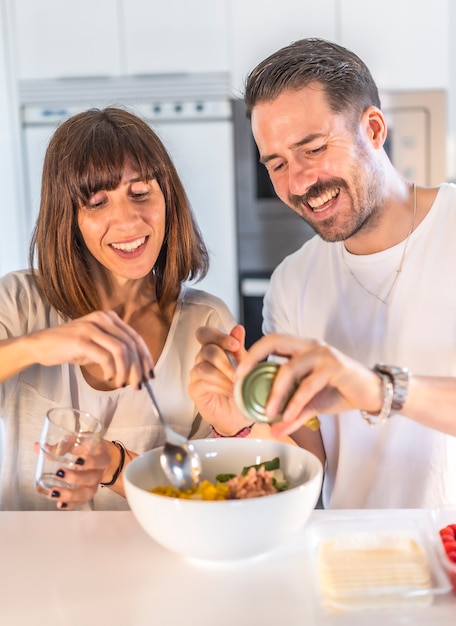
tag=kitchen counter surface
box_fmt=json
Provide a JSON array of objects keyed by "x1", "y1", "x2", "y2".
[{"x1": 1, "y1": 508, "x2": 455, "y2": 626}]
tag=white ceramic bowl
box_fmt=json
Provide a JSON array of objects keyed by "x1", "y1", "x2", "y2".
[{"x1": 124, "y1": 438, "x2": 323, "y2": 562}]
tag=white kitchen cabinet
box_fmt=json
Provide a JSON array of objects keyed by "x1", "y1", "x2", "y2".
[
  {"x1": 228, "y1": 0, "x2": 339, "y2": 96},
  {"x1": 11, "y1": 0, "x2": 122, "y2": 79},
  {"x1": 339, "y1": 0, "x2": 450, "y2": 90},
  {"x1": 122, "y1": 0, "x2": 230, "y2": 75}
]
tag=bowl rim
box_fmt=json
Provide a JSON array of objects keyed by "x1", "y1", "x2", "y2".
[{"x1": 124, "y1": 438, "x2": 324, "y2": 503}]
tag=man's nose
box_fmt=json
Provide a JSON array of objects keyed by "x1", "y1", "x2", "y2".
[{"x1": 288, "y1": 159, "x2": 317, "y2": 197}]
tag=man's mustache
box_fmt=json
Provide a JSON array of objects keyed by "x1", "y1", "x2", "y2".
[{"x1": 289, "y1": 180, "x2": 346, "y2": 209}]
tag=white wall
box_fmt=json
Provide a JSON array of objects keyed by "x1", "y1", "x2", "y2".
[
  {"x1": 0, "y1": 0, "x2": 27, "y2": 275},
  {"x1": 1, "y1": 0, "x2": 455, "y2": 277},
  {"x1": 448, "y1": 1, "x2": 456, "y2": 181}
]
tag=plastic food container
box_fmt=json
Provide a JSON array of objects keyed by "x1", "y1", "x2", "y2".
[
  {"x1": 430, "y1": 507, "x2": 456, "y2": 594},
  {"x1": 306, "y1": 511, "x2": 452, "y2": 613}
]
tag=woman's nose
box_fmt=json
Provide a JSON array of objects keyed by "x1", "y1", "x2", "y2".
[{"x1": 113, "y1": 198, "x2": 142, "y2": 223}]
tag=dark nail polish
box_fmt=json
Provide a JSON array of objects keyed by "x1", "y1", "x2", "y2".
[
  {"x1": 137, "y1": 381, "x2": 142, "y2": 390},
  {"x1": 59, "y1": 502, "x2": 68, "y2": 509},
  {"x1": 122, "y1": 382, "x2": 127, "y2": 388},
  {"x1": 75, "y1": 457, "x2": 85, "y2": 466},
  {"x1": 149, "y1": 369, "x2": 155, "y2": 379},
  {"x1": 56, "y1": 469, "x2": 65, "y2": 478},
  {"x1": 51, "y1": 490, "x2": 60, "y2": 498}
]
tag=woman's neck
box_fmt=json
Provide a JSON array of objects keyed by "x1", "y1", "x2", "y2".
[{"x1": 89, "y1": 263, "x2": 156, "y2": 321}]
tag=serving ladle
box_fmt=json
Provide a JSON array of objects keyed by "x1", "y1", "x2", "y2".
[{"x1": 144, "y1": 379, "x2": 202, "y2": 490}]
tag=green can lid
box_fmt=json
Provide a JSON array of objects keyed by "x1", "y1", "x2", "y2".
[{"x1": 234, "y1": 362, "x2": 283, "y2": 423}]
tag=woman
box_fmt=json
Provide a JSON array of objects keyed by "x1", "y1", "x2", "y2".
[{"x1": 0, "y1": 107, "x2": 235, "y2": 511}]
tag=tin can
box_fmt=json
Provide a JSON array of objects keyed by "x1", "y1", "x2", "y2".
[{"x1": 234, "y1": 361, "x2": 320, "y2": 430}]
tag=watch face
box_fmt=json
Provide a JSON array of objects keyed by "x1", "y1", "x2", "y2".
[{"x1": 376, "y1": 364, "x2": 409, "y2": 377}]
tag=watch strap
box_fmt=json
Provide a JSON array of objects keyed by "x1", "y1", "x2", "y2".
[
  {"x1": 374, "y1": 364, "x2": 410, "y2": 412},
  {"x1": 360, "y1": 372, "x2": 394, "y2": 426}
]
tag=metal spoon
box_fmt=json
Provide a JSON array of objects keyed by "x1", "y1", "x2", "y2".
[{"x1": 144, "y1": 379, "x2": 202, "y2": 490}]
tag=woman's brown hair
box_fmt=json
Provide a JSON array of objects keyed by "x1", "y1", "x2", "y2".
[{"x1": 29, "y1": 107, "x2": 209, "y2": 318}]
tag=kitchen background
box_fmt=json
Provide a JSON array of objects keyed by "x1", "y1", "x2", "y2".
[{"x1": 0, "y1": 0, "x2": 455, "y2": 345}]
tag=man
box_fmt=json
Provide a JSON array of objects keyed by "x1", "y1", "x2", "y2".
[{"x1": 189, "y1": 38, "x2": 456, "y2": 509}]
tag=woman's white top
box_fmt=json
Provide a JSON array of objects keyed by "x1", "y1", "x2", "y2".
[{"x1": 0, "y1": 271, "x2": 235, "y2": 510}]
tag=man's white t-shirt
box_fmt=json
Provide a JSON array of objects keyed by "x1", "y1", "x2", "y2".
[{"x1": 263, "y1": 183, "x2": 456, "y2": 508}]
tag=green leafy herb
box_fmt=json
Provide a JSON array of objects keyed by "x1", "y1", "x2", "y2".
[
  {"x1": 241, "y1": 456, "x2": 280, "y2": 475},
  {"x1": 215, "y1": 473, "x2": 236, "y2": 483}
]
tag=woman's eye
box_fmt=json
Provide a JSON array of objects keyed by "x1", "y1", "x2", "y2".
[
  {"x1": 130, "y1": 182, "x2": 152, "y2": 199},
  {"x1": 87, "y1": 196, "x2": 106, "y2": 209},
  {"x1": 131, "y1": 191, "x2": 150, "y2": 201}
]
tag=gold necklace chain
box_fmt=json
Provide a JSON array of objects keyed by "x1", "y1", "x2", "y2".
[{"x1": 341, "y1": 183, "x2": 417, "y2": 307}]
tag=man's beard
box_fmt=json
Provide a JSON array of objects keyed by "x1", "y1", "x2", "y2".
[{"x1": 288, "y1": 173, "x2": 382, "y2": 243}]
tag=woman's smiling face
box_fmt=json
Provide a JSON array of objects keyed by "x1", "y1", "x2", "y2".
[{"x1": 77, "y1": 163, "x2": 166, "y2": 284}]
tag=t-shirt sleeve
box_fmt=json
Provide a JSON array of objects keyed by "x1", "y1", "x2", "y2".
[{"x1": 0, "y1": 271, "x2": 53, "y2": 340}]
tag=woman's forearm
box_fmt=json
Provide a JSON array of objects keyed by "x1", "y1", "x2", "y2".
[{"x1": 0, "y1": 336, "x2": 38, "y2": 382}]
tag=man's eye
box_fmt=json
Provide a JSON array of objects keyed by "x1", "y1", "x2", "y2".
[
  {"x1": 307, "y1": 145, "x2": 326, "y2": 156},
  {"x1": 266, "y1": 162, "x2": 284, "y2": 174}
]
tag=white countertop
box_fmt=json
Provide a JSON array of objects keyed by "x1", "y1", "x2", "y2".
[{"x1": 1, "y1": 509, "x2": 455, "y2": 626}]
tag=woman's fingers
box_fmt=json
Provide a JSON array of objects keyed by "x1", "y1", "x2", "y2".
[
  {"x1": 102, "y1": 311, "x2": 154, "y2": 382},
  {"x1": 79, "y1": 311, "x2": 149, "y2": 387},
  {"x1": 33, "y1": 310, "x2": 154, "y2": 389},
  {"x1": 189, "y1": 358, "x2": 235, "y2": 398},
  {"x1": 37, "y1": 437, "x2": 111, "y2": 510},
  {"x1": 189, "y1": 325, "x2": 251, "y2": 434},
  {"x1": 194, "y1": 325, "x2": 246, "y2": 381}
]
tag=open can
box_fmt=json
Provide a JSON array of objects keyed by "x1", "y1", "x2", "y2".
[{"x1": 234, "y1": 361, "x2": 320, "y2": 430}]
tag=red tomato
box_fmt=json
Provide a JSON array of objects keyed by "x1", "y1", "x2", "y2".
[
  {"x1": 443, "y1": 540, "x2": 456, "y2": 553},
  {"x1": 447, "y1": 550, "x2": 456, "y2": 563},
  {"x1": 440, "y1": 529, "x2": 454, "y2": 541}
]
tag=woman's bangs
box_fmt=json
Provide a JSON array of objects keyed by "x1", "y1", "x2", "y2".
[
  {"x1": 75, "y1": 135, "x2": 124, "y2": 202},
  {"x1": 76, "y1": 138, "x2": 159, "y2": 204}
]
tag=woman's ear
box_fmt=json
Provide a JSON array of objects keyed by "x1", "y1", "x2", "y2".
[{"x1": 362, "y1": 106, "x2": 387, "y2": 148}]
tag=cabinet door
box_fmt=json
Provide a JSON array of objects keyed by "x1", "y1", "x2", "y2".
[
  {"x1": 339, "y1": 0, "x2": 449, "y2": 90},
  {"x1": 229, "y1": 0, "x2": 339, "y2": 96},
  {"x1": 122, "y1": 0, "x2": 230, "y2": 75},
  {"x1": 12, "y1": 0, "x2": 122, "y2": 79}
]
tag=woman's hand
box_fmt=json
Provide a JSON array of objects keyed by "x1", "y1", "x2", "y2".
[
  {"x1": 236, "y1": 333, "x2": 383, "y2": 438},
  {"x1": 188, "y1": 324, "x2": 253, "y2": 435},
  {"x1": 34, "y1": 438, "x2": 112, "y2": 510},
  {"x1": 19, "y1": 310, "x2": 154, "y2": 389}
]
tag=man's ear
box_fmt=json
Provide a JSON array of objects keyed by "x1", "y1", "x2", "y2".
[{"x1": 362, "y1": 106, "x2": 387, "y2": 148}]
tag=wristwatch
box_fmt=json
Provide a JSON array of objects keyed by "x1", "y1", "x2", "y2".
[
  {"x1": 360, "y1": 371, "x2": 394, "y2": 426},
  {"x1": 373, "y1": 363, "x2": 410, "y2": 412}
]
